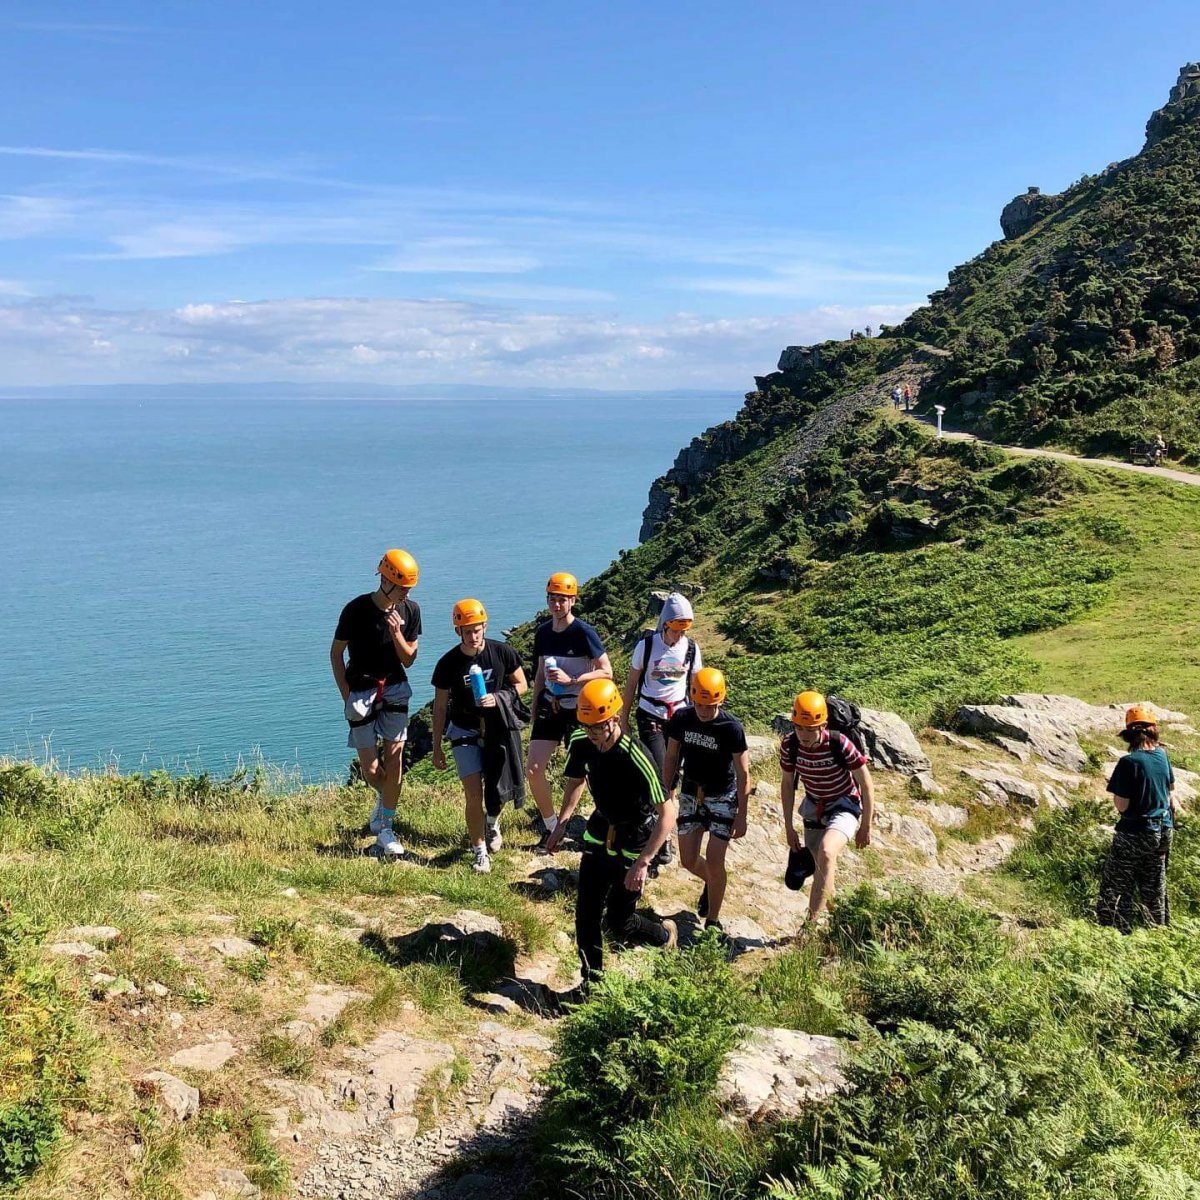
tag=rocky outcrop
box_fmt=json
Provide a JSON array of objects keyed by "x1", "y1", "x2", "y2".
[
  {"x1": 956, "y1": 704, "x2": 1086, "y2": 771},
  {"x1": 1145, "y1": 63, "x2": 1200, "y2": 150},
  {"x1": 1000, "y1": 187, "x2": 1062, "y2": 239},
  {"x1": 776, "y1": 344, "x2": 823, "y2": 373},
  {"x1": 717, "y1": 1028, "x2": 849, "y2": 1122},
  {"x1": 859, "y1": 708, "x2": 930, "y2": 776},
  {"x1": 137, "y1": 1071, "x2": 200, "y2": 1122}
]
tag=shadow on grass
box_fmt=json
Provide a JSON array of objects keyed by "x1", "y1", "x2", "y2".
[{"x1": 360, "y1": 919, "x2": 518, "y2": 992}]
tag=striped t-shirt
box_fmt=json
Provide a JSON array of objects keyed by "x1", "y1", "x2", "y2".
[{"x1": 779, "y1": 728, "x2": 867, "y2": 803}]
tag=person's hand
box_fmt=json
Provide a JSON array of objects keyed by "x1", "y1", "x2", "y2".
[
  {"x1": 432, "y1": 746, "x2": 446, "y2": 772},
  {"x1": 544, "y1": 823, "x2": 566, "y2": 854},
  {"x1": 624, "y1": 857, "x2": 650, "y2": 893},
  {"x1": 785, "y1": 823, "x2": 800, "y2": 852},
  {"x1": 546, "y1": 667, "x2": 572, "y2": 686},
  {"x1": 855, "y1": 825, "x2": 872, "y2": 850},
  {"x1": 385, "y1": 610, "x2": 406, "y2": 636},
  {"x1": 732, "y1": 813, "x2": 748, "y2": 840},
  {"x1": 477, "y1": 693, "x2": 497, "y2": 709}
]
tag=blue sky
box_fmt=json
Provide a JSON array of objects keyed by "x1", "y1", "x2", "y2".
[{"x1": 1, "y1": 0, "x2": 1198, "y2": 388}]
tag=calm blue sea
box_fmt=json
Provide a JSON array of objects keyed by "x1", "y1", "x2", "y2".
[{"x1": 0, "y1": 390, "x2": 739, "y2": 780}]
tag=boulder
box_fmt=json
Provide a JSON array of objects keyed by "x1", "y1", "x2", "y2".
[
  {"x1": 753, "y1": 780, "x2": 780, "y2": 800},
  {"x1": 955, "y1": 704, "x2": 1086, "y2": 771},
  {"x1": 744, "y1": 734, "x2": 778, "y2": 767},
  {"x1": 873, "y1": 812, "x2": 938, "y2": 859},
  {"x1": 62, "y1": 925, "x2": 122, "y2": 946},
  {"x1": 717, "y1": 1028, "x2": 849, "y2": 1122},
  {"x1": 136, "y1": 1070, "x2": 200, "y2": 1122},
  {"x1": 858, "y1": 708, "x2": 930, "y2": 775},
  {"x1": 482, "y1": 1086, "x2": 532, "y2": 1128},
  {"x1": 47, "y1": 941, "x2": 104, "y2": 960},
  {"x1": 914, "y1": 771, "x2": 946, "y2": 797},
  {"x1": 959, "y1": 767, "x2": 1040, "y2": 807}
]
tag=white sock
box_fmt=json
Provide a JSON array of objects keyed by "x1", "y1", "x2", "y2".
[{"x1": 544, "y1": 815, "x2": 558, "y2": 833}]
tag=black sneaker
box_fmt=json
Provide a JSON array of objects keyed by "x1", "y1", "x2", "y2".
[
  {"x1": 697, "y1": 884, "x2": 709, "y2": 919},
  {"x1": 535, "y1": 824, "x2": 557, "y2": 855}
]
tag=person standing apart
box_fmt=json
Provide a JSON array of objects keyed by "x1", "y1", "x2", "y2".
[
  {"x1": 544, "y1": 680, "x2": 677, "y2": 985},
  {"x1": 892, "y1": 384, "x2": 903, "y2": 410},
  {"x1": 902, "y1": 385, "x2": 912, "y2": 412},
  {"x1": 663, "y1": 668, "x2": 750, "y2": 931},
  {"x1": 526, "y1": 572, "x2": 613, "y2": 851},
  {"x1": 1097, "y1": 705, "x2": 1176, "y2": 933},
  {"x1": 781, "y1": 690, "x2": 873, "y2": 922},
  {"x1": 330, "y1": 549, "x2": 423, "y2": 858},
  {"x1": 430, "y1": 599, "x2": 528, "y2": 874}
]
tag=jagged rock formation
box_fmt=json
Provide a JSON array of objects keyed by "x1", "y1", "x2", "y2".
[
  {"x1": 999, "y1": 186, "x2": 1062, "y2": 239},
  {"x1": 1145, "y1": 62, "x2": 1200, "y2": 149}
]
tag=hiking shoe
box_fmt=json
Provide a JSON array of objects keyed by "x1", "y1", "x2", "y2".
[
  {"x1": 368, "y1": 798, "x2": 384, "y2": 836},
  {"x1": 471, "y1": 845, "x2": 492, "y2": 874},
  {"x1": 697, "y1": 884, "x2": 709, "y2": 919},
  {"x1": 534, "y1": 826, "x2": 557, "y2": 855},
  {"x1": 660, "y1": 918, "x2": 679, "y2": 950},
  {"x1": 375, "y1": 824, "x2": 405, "y2": 857},
  {"x1": 486, "y1": 823, "x2": 503, "y2": 854}
]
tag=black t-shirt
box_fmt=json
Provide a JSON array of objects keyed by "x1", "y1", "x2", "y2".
[
  {"x1": 563, "y1": 729, "x2": 664, "y2": 852},
  {"x1": 431, "y1": 639, "x2": 522, "y2": 729},
  {"x1": 665, "y1": 706, "x2": 747, "y2": 796},
  {"x1": 334, "y1": 594, "x2": 423, "y2": 688}
]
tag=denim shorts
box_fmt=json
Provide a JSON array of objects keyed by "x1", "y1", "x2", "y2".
[
  {"x1": 344, "y1": 681, "x2": 412, "y2": 748},
  {"x1": 800, "y1": 796, "x2": 860, "y2": 853},
  {"x1": 447, "y1": 722, "x2": 484, "y2": 779}
]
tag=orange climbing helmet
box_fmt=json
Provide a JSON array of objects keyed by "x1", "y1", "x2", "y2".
[
  {"x1": 577, "y1": 679, "x2": 623, "y2": 725},
  {"x1": 690, "y1": 667, "x2": 727, "y2": 707},
  {"x1": 378, "y1": 549, "x2": 419, "y2": 589},
  {"x1": 452, "y1": 598, "x2": 488, "y2": 630},
  {"x1": 546, "y1": 572, "x2": 579, "y2": 597},
  {"x1": 1125, "y1": 704, "x2": 1157, "y2": 729},
  {"x1": 791, "y1": 690, "x2": 828, "y2": 728}
]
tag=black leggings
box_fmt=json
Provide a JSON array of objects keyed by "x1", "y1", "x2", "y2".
[
  {"x1": 635, "y1": 708, "x2": 668, "y2": 775},
  {"x1": 576, "y1": 848, "x2": 666, "y2": 981}
]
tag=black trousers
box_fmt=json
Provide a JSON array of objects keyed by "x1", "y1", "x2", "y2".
[
  {"x1": 635, "y1": 708, "x2": 668, "y2": 774},
  {"x1": 1097, "y1": 826, "x2": 1172, "y2": 933},
  {"x1": 576, "y1": 847, "x2": 665, "y2": 981}
]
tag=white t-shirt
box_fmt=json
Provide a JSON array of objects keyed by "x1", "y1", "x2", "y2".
[{"x1": 631, "y1": 632, "x2": 702, "y2": 714}]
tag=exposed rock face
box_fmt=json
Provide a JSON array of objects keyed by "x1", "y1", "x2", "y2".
[
  {"x1": 1145, "y1": 63, "x2": 1200, "y2": 149},
  {"x1": 859, "y1": 708, "x2": 930, "y2": 776},
  {"x1": 956, "y1": 704, "x2": 1086, "y2": 771},
  {"x1": 717, "y1": 1028, "x2": 849, "y2": 1122},
  {"x1": 873, "y1": 811, "x2": 939, "y2": 859},
  {"x1": 137, "y1": 1070, "x2": 200, "y2": 1122},
  {"x1": 1000, "y1": 187, "x2": 1062, "y2": 239},
  {"x1": 777, "y1": 344, "x2": 823, "y2": 373},
  {"x1": 960, "y1": 766, "x2": 1041, "y2": 807}
]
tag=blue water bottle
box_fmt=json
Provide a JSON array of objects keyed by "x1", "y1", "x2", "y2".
[
  {"x1": 469, "y1": 663, "x2": 488, "y2": 705},
  {"x1": 544, "y1": 655, "x2": 563, "y2": 696}
]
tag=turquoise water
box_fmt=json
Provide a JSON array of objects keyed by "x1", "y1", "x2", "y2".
[{"x1": 0, "y1": 391, "x2": 738, "y2": 779}]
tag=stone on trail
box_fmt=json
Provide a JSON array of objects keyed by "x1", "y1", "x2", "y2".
[
  {"x1": 209, "y1": 936, "x2": 259, "y2": 959},
  {"x1": 717, "y1": 1028, "x2": 849, "y2": 1122},
  {"x1": 482, "y1": 1086, "x2": 532, "y2": 1129},
  {"x1": 858, "y1": 708, "x2": 931, "y2": 775},
  {"x1": 916, "y1": 802, "x2": 969, "y2": 829},
  {"x1": 62, "y1": 924, "x2": 122, "y2": 946},
  {"x1": 214, "y1": 1167, "x2": 260, "y2": 1198},
  {"x1": 956, "y1": 704, "x2": 1086, "y2": 771},
  {"x1": 873, "y1": 812, "x2": 938, "y2": 859},
  {"x1": 339, "y1": 1032, "x2": 456, "y2": 1114},
  {"x1": 136, "y1": 1070, "x2": 200, "y2": 1122},
  {"x1": 169, "y1": 1040, "x2": 240, "y2": 1071},
  {"x1": 959, "y1": 766, "x2": 1041, "y2": 807},
  {"x1": 752, "y1": 779, "x2": 780, "y2": 799},
  {"x1": 477, "y1": 1021, "x2": 553, "y2": 1053},
  {"x1": 744, "y1": 734, "x2": 778, "y2": 767},
  {"x1": 48, "y1": 941, "x2": 104, "y2": 959},
  {"x1": 300, "y1": 984, "x2": 367, "y2": 1028},
  {"x1": 280, "y1": 1020, "x2": 318, "y2": 1047},
  {"x1": 914, "y1": 771, "x2": 946, "y2": 797}
]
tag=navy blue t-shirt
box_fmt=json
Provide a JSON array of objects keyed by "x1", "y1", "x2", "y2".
[{"x1": 532, "y1": 618, "x2": 605, "y2": 711}]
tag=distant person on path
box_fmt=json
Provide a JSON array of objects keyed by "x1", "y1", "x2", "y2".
[
  {"x1": 781, "y1": 690, "x2": 874, "y2": 923},
  {"x1": 663, "y1": 668, "x2": 750, "y2": 931},
  {"x1": 903, "y1": 385, "x2": 912, "y2": 412},
  {"x1": 543, "y1": 680, "x2": 678, "y2": 985},
  {"x1": 1097, "y1": 705, "x2": 1176, "y2": 933},
  {"x1": 430, "y1": 599, "x2": 528, "y2": 874},
  {"x1": 526, "y1": 572, "x2": 613, "y2": 852},
  {"x1": 1151, "y1": 432, "x2": 1167, "y2": 463},
  {"x1": 620, "y1": 591, "x2": 701, "y2": 869},
  {"x1": 330, "y1": 550, "x2": 422, "y2": 858},
  {"x1": 892, "y1": 385, "x2": 903, "y2": 410}
]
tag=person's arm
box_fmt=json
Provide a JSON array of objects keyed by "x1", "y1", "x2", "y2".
[
  {"x1": 782, "y1": 767, "x2": 800, "y2": 850},
  {"x1": 545, "y1": 777, "x2": 587, "y2": 853},
  {"x1": 620, "y1": 667, "x2": 642, "y2": 734},
  {"x1": 431, "y1": 689, "x2": 450, "y2": 771},
  {"x1": 662, "y1": 736, "x2": 682, "y2": 796},
  {"x1": 731, "y1": 750, "x2": 751, "y2": 839},
  {"x1": 531, "y1": 658, "x2": 545, "y2": 710},
  {"x1": 571, "y1": 652, "x2": 613, "y2": 687},
  {"x1": 1111, "y1": 791, "x2": 1131, "y2": 814},
  {"x1": 853, "y1": 763, "x2": 874, "y2": 848},
  {"x1": 477, "y1": 665, "x2": 527, "y2": 709},
  {"x1": 385, "y1": 609, "x2": 418, "y2": 667},
  {"x1": 330, "y1": 639, "x2": 350, "y2": 702},
  {"x1": 625, "y1": 797, "x2": 678, "y2": 893}
]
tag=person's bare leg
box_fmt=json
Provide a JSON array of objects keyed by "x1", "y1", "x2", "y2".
[
  {"x1": 462, "y1": 773, "x2": 486, "y2": 848},
  {"x1": 808, "y1": 829, "x2": 849, "y2": 920},
  {"x1": 524, "y1": 740, "x2": 557, "y2": 822},
  {"x1": 678, "y1": 829, "x2": 706, "y2": 883},
  {"x1": 355, "y1": 746, "x2": 382, "y2": 790},
  {"x1": 379, "y1": 738, "x2": 405, "y2": 815},
  {"x1": 705, "y1": 836, "x2": 731, "y2": 923}
]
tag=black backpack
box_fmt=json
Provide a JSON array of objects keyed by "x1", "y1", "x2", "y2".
[
  {"x1": 635, "y1": 630, "x2": 697, "y2": 707},
  {"x1": 825, "y1": 694, "x2": 867, "y2": 768}
]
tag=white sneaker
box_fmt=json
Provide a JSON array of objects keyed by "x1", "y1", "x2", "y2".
[
  {"x1": 368, "y1": 798, "x2": 384, "y2": 835},
  {"x1": 485, "y1": 823, "x2": 503, "y2": 854},
  {"x1": 376, "y1": 824, "x2": 404, "y2": 857},
  {"x1": 471, "y1": 845, "x2": 492, "y2": 874}
]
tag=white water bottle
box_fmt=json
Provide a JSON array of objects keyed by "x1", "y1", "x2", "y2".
[{"x1": 545, "y1": 656, "x2": 563, "y2": 697}]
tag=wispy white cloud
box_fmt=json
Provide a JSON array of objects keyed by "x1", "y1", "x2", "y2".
[
  {"x1": 371, "y1": 238, "x2": 541, "y2": 274},
  {"x1": 453, "y1": 282, "x2": 618, "y2": 303}
]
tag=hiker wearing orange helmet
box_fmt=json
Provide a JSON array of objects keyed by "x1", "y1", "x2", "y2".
[
  {"x1": 663, "y1": 667, "x2": 750, "y2": 930},
  {"x1": 1097, "y1": 704, "x2": 1177, "y2": 932},
  {"x1": 780, "y1": 689, "x2": 874, "y2": 922},
  {"x1": 330, "y1": 550, "x2": 423, "y2": 857},
  {"x1": 430, "y1": 599, "x2": 528, "y2": 874},
  {"x1": 544, "y1": 679, "x2": 678, "y2": 983},
  {"x1": 526, "y1": 572, "x2": 613, "y2": 852}
]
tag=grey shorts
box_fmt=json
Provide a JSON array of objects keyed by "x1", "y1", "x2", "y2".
[
  {"x1": 677, "y1": 788, "x2": 738, "y2": 841},
  {"x1": 447, "y1": 722, "x2": 483, "y2": 779},
  {"x1": 344, "y1": 682, "x2": 412, "y2": 749},
  {"x1": 800, "y1": 796, "x2": 860, "y2": 854}
]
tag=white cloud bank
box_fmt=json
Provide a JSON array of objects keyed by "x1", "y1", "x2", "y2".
[{"x1": 0, "y1": 294, "x2": 919, "y2": 389}]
